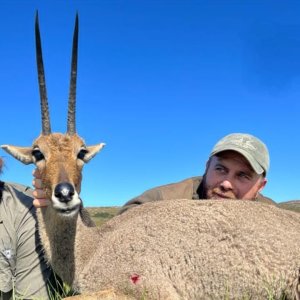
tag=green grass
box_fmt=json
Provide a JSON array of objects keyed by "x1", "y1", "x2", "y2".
[{"x1": 86, "y1": 206, "x2": 120, "y2": 227}]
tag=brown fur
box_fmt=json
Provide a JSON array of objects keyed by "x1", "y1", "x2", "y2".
[{"x1": 34, "y1": 133, "x2": 85, "y2": 196}]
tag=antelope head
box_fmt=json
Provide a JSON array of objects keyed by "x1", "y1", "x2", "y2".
[{"x1": 1, "y1": 13, "x2": 105, "y2": 216}]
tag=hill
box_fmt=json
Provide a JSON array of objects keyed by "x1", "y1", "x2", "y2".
[
  {"x1": 277, "y1": 200, "x2": 300, "y2": 213},
  {"x1": 86, "y1": 206, "x2": 120, "y2": 227},
  {"x1": 87, "y1": 200, "x2": 300, "y2": 227}
]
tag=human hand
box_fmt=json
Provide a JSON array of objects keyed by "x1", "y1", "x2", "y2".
[{"x1": 32, "y1": 169, "x2": 50, "y2": 208}]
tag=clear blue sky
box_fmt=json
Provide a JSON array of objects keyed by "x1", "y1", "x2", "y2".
[{"x1": 0, "y1": 0, "x2": 299, "y2": 206}]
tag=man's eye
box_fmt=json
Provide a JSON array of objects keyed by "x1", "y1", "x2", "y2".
[
  {"x1": 238, "y1": 173, "x2": 250, "y2": 180},
  {"x1": 32, "y1": 149, "x2": 44, "y2": 162},
  {"x1": 77, "y1": 149, "x2": 88, "y2": 160},
  {"x1": 215, "y1": 166, "x2": 225, "y2": 172}
]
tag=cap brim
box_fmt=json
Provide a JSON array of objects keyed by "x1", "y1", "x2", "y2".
[{"x1": 211, "y1": 147, "x2": 265, "y2": 175}]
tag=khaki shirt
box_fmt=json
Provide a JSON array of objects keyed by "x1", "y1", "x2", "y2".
[
  {"x1": 0, "y1": 182, "x2": 52, "y2": 300},
  {"x1": 120, "y1": 176, "x2": 276, "y2": 214}
]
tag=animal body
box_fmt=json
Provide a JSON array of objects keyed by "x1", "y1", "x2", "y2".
[
  {"x1": 74, "y1": 199, "x2": 300, "y2": 300},
  {"x1": 1, "y1": 14, "x2": 300, "y2": 299}
]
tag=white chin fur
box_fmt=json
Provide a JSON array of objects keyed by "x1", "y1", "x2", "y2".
[{"x1": 51, "y1": 191, "x2": 81, "y2": 216}]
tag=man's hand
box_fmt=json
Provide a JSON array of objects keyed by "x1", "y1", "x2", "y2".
[{"x1": 32, "y1": 169, "x2": 50, "y2": 208}]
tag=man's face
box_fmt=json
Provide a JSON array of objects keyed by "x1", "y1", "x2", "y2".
[{"x1": 203, "y1": 151, "x2": 267, "y2": 200}]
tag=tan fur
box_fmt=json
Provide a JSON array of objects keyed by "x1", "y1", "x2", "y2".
[
  {"x1": 66, "y1": 199, "x2": 300, "y2": 300},
  {"x1": 34, "y1": 133, "x2": 85, "y2": 196},
  {"x1": 1, "y1": 132, "x2": 104, "y2": 197},
  {"x1": 35, "y1": 195, "x2": 300, "y2": 299}
]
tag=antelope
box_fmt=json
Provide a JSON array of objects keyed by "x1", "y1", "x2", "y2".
[
  {"x1": 2, "y1": 12, "x2": 105, "y2": 216},
  {"x1": 1, "y1": 14, "x2": 300, "y2": 300},
  {"x1": 1, "y1": 12, "x2": 105, "y2": 287}
]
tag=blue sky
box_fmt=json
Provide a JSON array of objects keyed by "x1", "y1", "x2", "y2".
[{"x1": 0, "y1": 0, "x2": 300, "y2": 206}]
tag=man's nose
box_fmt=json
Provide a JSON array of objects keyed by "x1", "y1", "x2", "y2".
[{"x1": 220, "y1": 179, "x2": 233, "y2": 190}]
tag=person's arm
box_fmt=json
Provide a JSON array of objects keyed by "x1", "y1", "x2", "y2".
[
  {"x1": 14, "y1": 196, "x2": 52, "y2": 299},
  {"x1": 119, "y1": 178, "x2": 196, "y2": 214},
  {"x1": 119, "y1": 188, "x2": 163, "y2": 214}
]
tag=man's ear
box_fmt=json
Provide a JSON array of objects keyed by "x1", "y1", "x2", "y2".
[{"x1": 258, "y1": 178, "x2": 267, "y2": 193}]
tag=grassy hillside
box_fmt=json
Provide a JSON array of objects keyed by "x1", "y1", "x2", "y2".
[
  {"x1": 87, "y1": 200, "x2": 300, "y2": 227},
  {"x1": 86, "y1": 206, "x2": 120, "y2": 227},
  {"x1": 277, "y1": 200, "x2": 300, "y2": 213}
]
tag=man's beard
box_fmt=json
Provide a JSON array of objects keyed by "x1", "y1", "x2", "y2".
[
  {"x1": 207, "y1": 187, "x2": 236, "y2": 200},
  {"x1": 202, "y1": 175, "x2": 236, "y2": 200}
]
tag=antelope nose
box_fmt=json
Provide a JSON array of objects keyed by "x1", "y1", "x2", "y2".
[{"x1": 54, "y1": 182, "x2": 75, "y2": 203}]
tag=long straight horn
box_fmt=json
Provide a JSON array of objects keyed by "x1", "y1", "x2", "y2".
[
  {"x1": 67, "y1": 13, "x2": 79, "y2": 135},
  {"x1": 35, "y1": 11, "x2": 51, "y2": 135}
]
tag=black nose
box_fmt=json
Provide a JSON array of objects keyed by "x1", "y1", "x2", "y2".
[{"x1": 54, "y1": 182, "x2": 75, "y2": 203}]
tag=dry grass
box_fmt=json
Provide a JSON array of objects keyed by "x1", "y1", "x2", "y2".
[{"x1": 278, "y1": 200, "x2": 300, "y2": 213}]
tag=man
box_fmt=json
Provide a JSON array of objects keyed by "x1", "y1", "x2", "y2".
[
  {"x1": 0, "y1": 157, "x2": 60, "y2": 300},
  {"x1": 119, "y1": 133, "x2": 275, "y2": 213},
  {"x1": 32, "y1": 133, "x2": 275, "y2": 212}
]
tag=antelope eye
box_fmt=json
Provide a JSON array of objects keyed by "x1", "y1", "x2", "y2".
[
  {"x1": 77, "y1": 149, "x2": 88, "y2": 160},
  {"x1": 32, "y1": 149, "x2": 45, "y2": 162}
]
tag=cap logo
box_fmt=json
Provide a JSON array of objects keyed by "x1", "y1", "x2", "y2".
[{"x1": 218, "y1": 137, "x2": 256, "y2": 151}]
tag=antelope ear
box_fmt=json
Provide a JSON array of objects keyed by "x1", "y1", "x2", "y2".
[
  {"x1": 1, "y1": 145, "x2": 34, "y2": 165},
  {"x1": 84, "y1": 143, "x2": 105, "y2": 163}
]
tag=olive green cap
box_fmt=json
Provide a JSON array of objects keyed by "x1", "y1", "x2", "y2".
[{"x1": 210, "y1": 133, "x2": 269, "y2": 175}]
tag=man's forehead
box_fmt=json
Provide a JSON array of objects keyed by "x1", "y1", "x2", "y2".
[{"x1": 213, "y1": 151, "x2": 255, "y2": 173}]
